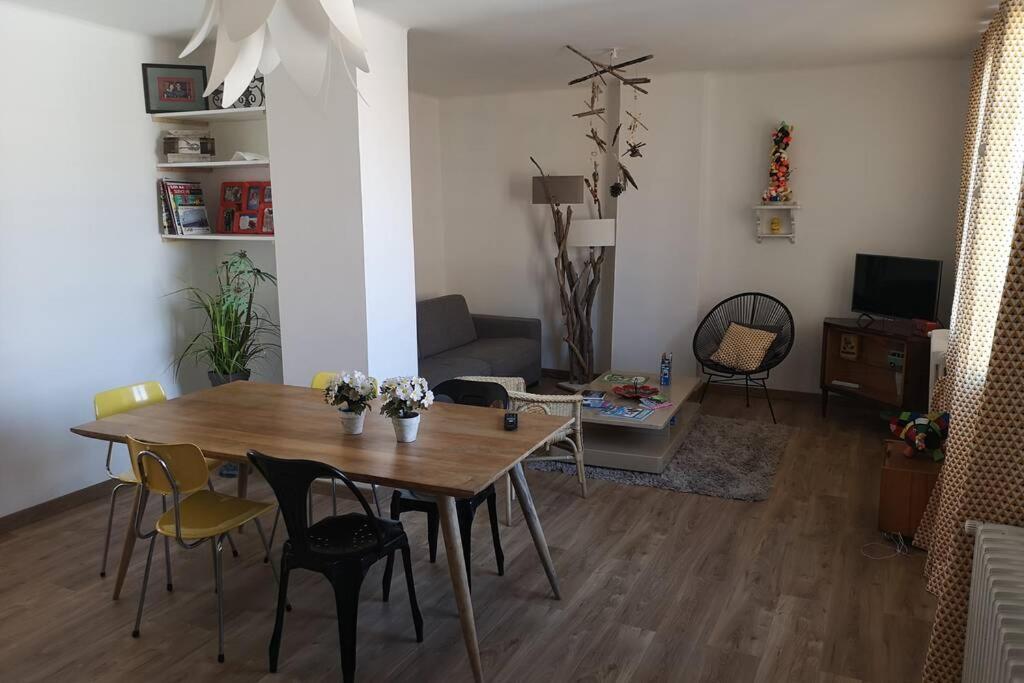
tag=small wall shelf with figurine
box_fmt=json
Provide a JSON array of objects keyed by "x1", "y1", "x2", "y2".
[{"x1": 753, "y1": 203, "x2": 800, "y2": 243}]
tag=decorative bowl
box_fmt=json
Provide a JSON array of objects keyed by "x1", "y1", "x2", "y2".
[{"x1": 612, "y1": 384, "x2": 660, "y2": 400}]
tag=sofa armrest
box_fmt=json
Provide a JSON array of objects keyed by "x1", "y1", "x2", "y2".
[{"x1": 472, "y1": 314, "x2": 541, "y2": 341}]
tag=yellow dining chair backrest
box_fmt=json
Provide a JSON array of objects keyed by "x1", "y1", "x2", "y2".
[
  {"x1": 94, "y1": 381, "x2": 167, "y2": 420},
  {"x1": 310, "y1": 372, "x2": 337, "y2": 390},
  {"x1": 125, "y1": 436, "x2": 209, "y2": 497}
]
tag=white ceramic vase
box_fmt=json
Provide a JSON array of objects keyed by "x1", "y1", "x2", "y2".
[
  {"x1": 392, "y1": 413, "x2": 420, "y2": 443},
  {"x1": 339, "y1": 409, "x2": 365, "y2": 435}
]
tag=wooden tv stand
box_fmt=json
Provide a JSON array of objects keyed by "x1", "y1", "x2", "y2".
[{"x1": 820, "y1": 317, "x2": 930, "y2": 417}]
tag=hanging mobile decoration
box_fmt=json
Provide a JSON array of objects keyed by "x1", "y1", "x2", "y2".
[{"x1": 565, "y1": 45, "x2": 653, "y2": 198}]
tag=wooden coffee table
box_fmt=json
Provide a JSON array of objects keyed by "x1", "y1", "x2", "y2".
[{"x1": 579, "y1": 370, "x2": 701, "y2": 473}]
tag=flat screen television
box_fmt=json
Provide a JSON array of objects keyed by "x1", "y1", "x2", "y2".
[{"x1": 852, "y1": 254, "x2": 942, "y2": 321}]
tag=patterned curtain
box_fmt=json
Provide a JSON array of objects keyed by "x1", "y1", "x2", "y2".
[{"x1": 914, "y1": 1, "x2": 1024, "y2": 679}]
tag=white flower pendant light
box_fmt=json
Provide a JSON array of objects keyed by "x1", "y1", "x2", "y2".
[{"x1": 180, "y1": 0, "x2": 369, "y2": 106}]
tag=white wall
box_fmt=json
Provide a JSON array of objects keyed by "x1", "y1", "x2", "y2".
[
  {"x1": 270, "y1": 10, "x2": 418, "y2": 386},
  {"x1": 358, "y1": 11, "x2": 419, "y2": 379},
  {"x1": 410, "y1": 92, "x2": 448, "y2": 299},
  {"x1": 698, "y1": 60, "x2": 966, "y2": 391},
  {"x1": 612, "y1": 72, "x2": 708, "y2": 371},
  {"x1": 267, "y1": 51, "x2": 369, "y2": 385},
  {"x1": 0, "y1": 3, "x2": 203, "y2": 516},
  {"x1": 412, "y1": 58, "x2": 968, "y2": 392}
]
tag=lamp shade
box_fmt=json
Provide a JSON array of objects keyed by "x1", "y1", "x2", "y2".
[
  {"x1": 532, "y1": 176, "x2": 585, "y2": 205},
  {"x1": 567, "y1": 219, "x2": 616, "y2": 248}
]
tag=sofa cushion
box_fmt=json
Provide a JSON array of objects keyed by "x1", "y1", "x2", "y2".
[
  {"x1": 433, "y1": 338, "x2": 536, "y2": 379},
  {"x1": 419, "y1": 355, "x2": 492, "y2": 389},
  {"x1": 416, "y1": 295, "x2": 478, "y2": 359}
]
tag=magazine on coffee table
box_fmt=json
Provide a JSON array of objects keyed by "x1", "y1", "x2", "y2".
[{"x1": 600, "y1": 405, "x2": 654, "y2": 421}]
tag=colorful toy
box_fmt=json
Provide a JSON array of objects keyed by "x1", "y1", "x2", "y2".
[
  {"x1": 762, "y1": 122, "x2": 794, "y2": 203},
  {"x1": 885, "y1": 411, "x2": 950, "y2": 461}
]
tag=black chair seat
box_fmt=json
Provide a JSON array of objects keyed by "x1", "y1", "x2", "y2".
[{"x1": 308, "y1": 514, "x2": 406, "y2": 557}]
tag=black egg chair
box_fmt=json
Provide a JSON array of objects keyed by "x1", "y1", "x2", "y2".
[{"x1": 692, "y1": 292, "x2": 794, "y2": 423}]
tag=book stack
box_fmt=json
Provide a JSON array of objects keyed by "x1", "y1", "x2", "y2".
[{"x1": 158, "y1": 179, "x2": 211, "y2": 235}]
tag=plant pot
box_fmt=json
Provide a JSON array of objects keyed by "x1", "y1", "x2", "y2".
[
  {"x1": 339, "y1": 409, "x2": 365, "y2": 435},
  {"x1": 391, "y1": 413, "x2": 420, "y2": 443},
  {"x1": 208, "y1": 369, "x2": 251, "y2": 387}
]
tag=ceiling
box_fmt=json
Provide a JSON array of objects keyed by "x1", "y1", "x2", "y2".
[{"x1": 9, "y1": 0, "x2": 995, "y2": 95}]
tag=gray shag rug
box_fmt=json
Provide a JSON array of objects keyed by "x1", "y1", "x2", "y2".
[{"x1": 528, "y1": 414, "x2": 792, "y2": 502}]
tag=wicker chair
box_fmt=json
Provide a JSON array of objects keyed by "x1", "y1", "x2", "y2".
[
  {"x1": 692, "y1": 292, "x2": 794, "y2": 424},
  {"x1": 459, "y1": 376, "x2": 587, "y2": 523}
]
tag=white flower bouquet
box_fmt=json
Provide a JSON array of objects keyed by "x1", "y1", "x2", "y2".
[
  {"x1": 379, "y1": 376, "x2": 434, "y2": 419},
  {"x1": 324, "y1": 370, "x2": 378, "y2": 415}
]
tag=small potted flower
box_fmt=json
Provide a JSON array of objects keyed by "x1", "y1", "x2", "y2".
[
  {"x1": 324, "y1": 371, "x2": 379, "y2": 435},
  {"x1": 380, "y1": 376, "x2": 433, "y2": 443}
]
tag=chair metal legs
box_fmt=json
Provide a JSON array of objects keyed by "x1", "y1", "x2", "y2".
[
  {"x1": 211, "y1": 535, "x2": 225, "y2": 663},
  {"x1": 269, "y1": 557, "x2": 291, "y2": 673},
  {"x1": 699, "y1": 376, "x2": 713, "y2": 403},
  {"x1": 486, "y1": 493, "x2": 505, "y2": 577},
  {"x1": 207, "y1": 479, "x2": 239, "y2": 558},
  {"x1": 761, "y1": 380, "x2": 777, "y2": 424},
  {"x1": 401, "y1": 545, "x2": 424, "y2": 643},
  {"x1": 331, "y1": 566, "x2": 365, "y2": 683},
  {"x1": 100, "y1": 482, "x2": 131, "y2": 578},
  {"x1": 700, "y1": 374, "x2": 778, "y2": 424},
  {"x1": 161, "y1": 496, "x2": 173, "y2": 592}
]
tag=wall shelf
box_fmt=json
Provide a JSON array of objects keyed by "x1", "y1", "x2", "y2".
[
  {"x1": 753, "y1": 203, "x2": 800, "y2": 243},
  {"x1": 161, "y1": 234, "x2": 275, "y2": 242},
  {"x1": 158, "y1": 159, "x2": 269, "y2": 172},
  {"x1": 151, "y1": 107, "x2": 266, "y2": 124}
]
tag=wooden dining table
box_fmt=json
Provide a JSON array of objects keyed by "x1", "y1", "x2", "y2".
[{"x1": 70, "y1": 381, "x2": 571, "y2": 682}]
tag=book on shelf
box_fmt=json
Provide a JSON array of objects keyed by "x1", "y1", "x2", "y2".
[
  {"x1": 161, "y1": 179, "x2": 211, "y2": 235},
  {"x1": 157, "y1": 180, "x2": 174, "y2": 234}
]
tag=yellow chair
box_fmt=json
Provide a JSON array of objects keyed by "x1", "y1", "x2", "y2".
[
  {"x1": 94, "y1": 382, "x2": 230, "y2": 585},
  {"x1": 126, "y1": 436, "x2": 277, "y2": 663},
  {"x1": 310, "y1": 371, "x2": 337, "y2": 390}
]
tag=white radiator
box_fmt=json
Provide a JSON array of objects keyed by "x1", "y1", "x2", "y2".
[{"x1": 963, "y1": 520, "x2": 1024, "y2": 682}]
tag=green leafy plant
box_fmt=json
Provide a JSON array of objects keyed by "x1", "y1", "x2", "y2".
[{"x1": 174, "y1": 251, "x2": 279, "y2": 379}]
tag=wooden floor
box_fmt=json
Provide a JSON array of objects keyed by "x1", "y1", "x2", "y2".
[{"x1": 0, "y1": 389, "x2": 934, "y2": 682}]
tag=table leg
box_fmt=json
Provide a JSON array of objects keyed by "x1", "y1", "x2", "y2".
[
  {"x1": 508, "y1": 463, "x2": 561, "y2": 599},
  {"x1": 437, "y1": 494, "x2": 483, "y2": 683},
  {"x1": 112, "y1": 485, "x2": 142, "y2": 601}
]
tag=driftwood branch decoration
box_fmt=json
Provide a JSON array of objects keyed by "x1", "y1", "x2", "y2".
[
  {"x1": 528, "y1": 46, "x2": 654, "y2": 381},
  {"x1": 531, "y1": 156, "x2": 605, "y2": 383}
]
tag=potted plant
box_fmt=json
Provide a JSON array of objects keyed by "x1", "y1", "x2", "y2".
[
  {"x1": 324, "y1": 371, "x2": 378, "y2": 435},
  {"x1": 174, "y1": 250, "x2": 279, "y2": 386},
  {"x1": 380, "y1": 376, "x2": 434, "y2": 443}
]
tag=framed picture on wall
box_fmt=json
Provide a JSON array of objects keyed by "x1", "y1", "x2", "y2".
[{"x1": 141, "y1": 63, "x2": 208, "y2": 114}]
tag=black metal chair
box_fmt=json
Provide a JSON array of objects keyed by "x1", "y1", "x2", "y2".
[
  {"x1": 247, "y1": 451, "x2": 423, "y2": 683},
  {"x1": 693, "y1": 292, "x2": 795, "y2": 423},
  {"x1": 384, "y1": 379, "x2": 506, "y2": 594}
]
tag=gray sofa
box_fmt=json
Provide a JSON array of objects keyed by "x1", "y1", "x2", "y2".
[{"x1": 417, "y1": 295, "x2": 542, "y2": 388}]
